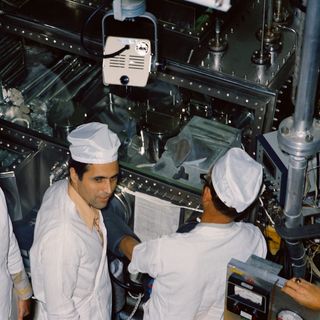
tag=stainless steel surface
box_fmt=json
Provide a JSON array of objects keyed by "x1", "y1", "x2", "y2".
[
  {"x1": 189, "y1": 1, "x2": 295, "y2": 87},
  {"x1": 0, "y1": 119, "x2": 70, "y2": 221},
  {"x1": 119, "y1": 167, "x2": 202, "y2": 211},
  {"x1": 0, "y1": 0, "x2": 297, "y2": 156}
]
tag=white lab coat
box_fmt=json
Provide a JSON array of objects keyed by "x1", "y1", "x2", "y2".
[
  {"x1": 129, "y1": 222, "x2": 267, "y2": 320},
  {"x1": 0, "y1": 188, "x2": 25, "y2": 319},
  {"x1": 30, "y1": 180, "x2": 112, "y2": 320}
]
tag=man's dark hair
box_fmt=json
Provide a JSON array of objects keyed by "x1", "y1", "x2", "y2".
[
  {"x1": 69, "y1": 158, "x2": 90, "y2": 180},
  {"x1": 201, "y1": 173, "x2": 257, "y2": 221}
]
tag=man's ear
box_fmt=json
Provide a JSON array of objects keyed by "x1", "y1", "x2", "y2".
[
  {"x1": 69, "y1": 167, "x2": 78, "y2": 185},
  {"x1": 202, "y1": 185, "x2": 212, "y2": 202}
]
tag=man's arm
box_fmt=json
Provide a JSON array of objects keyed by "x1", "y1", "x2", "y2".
[
  {"x1": 103, "y1": 206, "x2": 140, "y2": 258},
  {"x1": 4, "y1": 189, "x2": 32, "y2": 319},
  {"x1": 17, "y1": 294, "x2": 31, "y2": 320},
  {"x1": 119, "y1": 235, "x2": 140, "y2": 260},
  {"x1": 11, "y1": 270, "x2": 32, "y2": 320}
]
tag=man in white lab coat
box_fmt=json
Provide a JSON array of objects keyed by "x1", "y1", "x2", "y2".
[
  {"x1": 0, "y1": 187, "x2": 32, "y2": 320},
  {"x1": 119, "y1": 147, "x2": 267, "y2": 320},
  {"x1": 30, "y1": 122, "x2": 121, "y2": 319}
]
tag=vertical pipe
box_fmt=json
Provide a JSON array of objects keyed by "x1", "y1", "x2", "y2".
[
  {"x1": 290, "y1": 8, "x2": 305, "y2": 105},
  {"x1": 283, "y1": 156, "x2": 307, "y2": 276},
  {"x1": 259, "y1": 0, "x2": 267, "y2": 58},
  {"x1": 282, "y1": 0, "x2": 320, "y2": 277},
  {"x1": 293, "y1": 0, "x2": 320, "y2": 132},
  {"x1": 266, "y1": 0, "x2": 273, "y2": 29},
  {"x1": 274, "y1": 0, "x2": 282, "y2": 22},
  {"x1": 284, "y1": 156, "x2": 307, "y2": 228}
]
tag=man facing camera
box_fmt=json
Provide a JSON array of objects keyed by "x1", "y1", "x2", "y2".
[{"x1": 30, "y1": 122, "x2": 120, "y2": 319}]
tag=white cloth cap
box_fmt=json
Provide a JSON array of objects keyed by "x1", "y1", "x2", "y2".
[
  {"x1": 211, "y1": 148, "x2": 263, "y2": 213},
  {"x1": 68, "y1": 122, "x2": 121, "y2": 164}
]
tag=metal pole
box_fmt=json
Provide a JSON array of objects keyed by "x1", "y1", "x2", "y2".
[
  {"x1": 284, "y1": 156, "x2": 307, "y2": 277},
  {"x1": 284, "y1": 156, "x2": 307, "y2": 228},
  {"x1": 293, "y1": 0, "x2": 320, "y2": 132},
  {"x1": 278, "y1": 0, "x2": 320, "y2": 278}
]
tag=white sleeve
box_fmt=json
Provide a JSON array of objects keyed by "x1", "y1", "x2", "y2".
[
  {"x1": 0, "y1": 189, "x2": 24, "y2": 275},
  {"x1": 128, "y1": 239, "x2": 162, "y2": 278},
  {"x1": 254, "y1": 227, "x2": 268, "y2": 259},
  {"x1": 39, "y1": 227, "x2": 81, "y2": 320}
]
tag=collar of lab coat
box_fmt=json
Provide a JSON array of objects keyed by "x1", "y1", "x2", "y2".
[
  {"x1": 68, "y1": 182, "x2": 99, "y2": 231},
  {"x1": 199, "y1": 222, "x2": 235, "y2": 229}
]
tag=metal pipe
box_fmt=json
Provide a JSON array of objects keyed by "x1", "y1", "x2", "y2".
[
  {"x1": 259, "y1": 0, "x2": 267, "y2": 59},
  {"x1": 274, "y1": 0, "x2": 282, "y2": 22},
  {"x1": 293, "y1": 0, "x2": 320, "y2": 132},
  {"x1": 266, "y1": 0, "x2": 273, "y2": 29},
  {"x1": 285, "y1": 239, "x2": 306, "y2": 277},
  {"x1": 284, "y1": 156, "x2": 307, "y2": 228},
  {"x1": 290, "y1": 7, "x2": 304, "y2": 105},
  {"x1": 281, "y1": 0, "x2": 320, "y2": 278}
]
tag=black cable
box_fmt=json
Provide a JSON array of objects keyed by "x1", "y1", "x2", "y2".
[
  {"x1": 317, "y1": 153, "x2": 320, "y2": 199},
  {"x1": 109, "y1": 263, "x2": 145, "y2": 294},
  {"x1": 80, "y1": 0, "x2": 130, "y2": 59},
  {"x1": 107, "y1": 252, "x2": 144, "y2": 293}
]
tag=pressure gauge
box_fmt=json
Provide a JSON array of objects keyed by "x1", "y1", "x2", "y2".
[{"x1": 277, "y1": 310, "x2": 304, "y2": 320}]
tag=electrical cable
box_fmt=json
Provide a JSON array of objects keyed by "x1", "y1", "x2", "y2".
[
  {"x1": 314, "y1": 159, "x2": 318, "y2": 202},
  {"x1": 80, "y1": 0, "x2": 130, "y2": 59},
  {"x1": 126, "y1": 292, "x2": 143, "y2": 320},
  {"x1": 304, "y1": 159, "x2": 320, "y2": 204},
  {"x1": 259, "y1": 197, "x2": 275, "y2": 225},
  {"x1": 306, "y1": 242, "x2": 320, "y2": 281},
  {"x1": 317, "y1": 153, "x2": 320, "y2": 201},
  {"x1": 109, "y1": 265, "x2": 144, "y2": 293}
]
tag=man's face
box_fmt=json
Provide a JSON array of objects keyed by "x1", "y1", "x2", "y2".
[{"x1": 70, "y1": 161, "x2": 119, "y2": 209}]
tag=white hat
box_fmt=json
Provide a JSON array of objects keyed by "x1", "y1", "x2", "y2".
[
  {"x1": 211, "y1": 148, "x2": 263, "y2": 213},
  {"x1": 67, "y1": 122, "x2": 121, "y2": 164}
]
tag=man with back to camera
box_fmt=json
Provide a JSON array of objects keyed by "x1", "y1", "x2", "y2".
[
  {"x1": 0, "y1": 187, "x2": 32, "y2": 320},
  {"x1": 30, "y1": 122, "x2": 121, "y2": 319},
  {"x1": 117, "y1": 147, "x2": 268, "y2": 320}
]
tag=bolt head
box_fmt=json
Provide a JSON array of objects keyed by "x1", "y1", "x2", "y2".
[
  {"x1": 305, "y1": 134, "x2": 313, "y2": 142},
  {"x1": 281, "y1": 126, "x2": 289, "y2": 135}
]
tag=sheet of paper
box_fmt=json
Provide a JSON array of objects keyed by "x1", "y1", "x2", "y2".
[{"x1": 133, "y1": 192, "x2": 181, "y2": 242}]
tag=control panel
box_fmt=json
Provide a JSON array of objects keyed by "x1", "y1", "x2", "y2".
[
  {"x1": 256, "y1": 131, "x2": 318, "y2": 206},
  {"x1": 224, "y1": 255, "x2": 320, "y2": 320}
]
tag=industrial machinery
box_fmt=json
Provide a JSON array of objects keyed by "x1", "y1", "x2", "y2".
[
  {"x1": 0, "y1": 0, "x2": 319, "y2": 318},
  {"x1": 224, "y1": 255, "x2": 320, "y2": 320}
]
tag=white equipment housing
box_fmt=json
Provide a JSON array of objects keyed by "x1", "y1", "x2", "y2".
[{"x1": 102, "y1": 36, "x2": 151, "y2": 87}]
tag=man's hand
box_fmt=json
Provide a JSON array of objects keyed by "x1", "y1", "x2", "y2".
[
  {"x1": 17, "y1": 298, "x2": 31, "y2": 320},
  {"x1": 282, "y1": 278, "x2": 320, "y2": 311}
]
